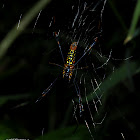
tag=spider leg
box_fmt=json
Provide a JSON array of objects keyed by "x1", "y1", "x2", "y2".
[
  {"x1": 49, "y1": 62, "x2": 63, "y2": 68},
  {"x1": 72, "y1": 99, "x2": 79, "y2": 123},
  {"x1": 75, "y1": 66, "x2": 88, "y2": 70},
  {"x1": 71, "y1": 99, "x2": 79, "y2": 134},
  {"x1": 54, "y1": 32, "x2": 65, "y2": 64},
  {"x1": 73, "y1": 80, "x2": 94, "y2": 140},
  {"x1": 36, "y1": 77, "x2": 58, "y2": 103},
  {"x1": 73, "y1": 80, "x2": 84, "y2": 117},
  {"x1": 74, "y1": 37, "x2": 98, "y2": 66}
]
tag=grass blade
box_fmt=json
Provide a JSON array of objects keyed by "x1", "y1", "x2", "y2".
[
  {"x1": 85, "y1": 61, "x2": 138, "y2": 102},
  {"x1": 0, "y1": 0, "x2": 51, "y2": 59},
  {"x1": 124, "y1": 0, "x2": 140, "y2": 44}
]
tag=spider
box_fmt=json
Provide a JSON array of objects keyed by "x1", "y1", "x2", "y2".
[
  {"x1": 35, "y1": 31, "x2": 98, "y2": 139},
  {"x1": 36, "y1": 31, "x2": 98, "y2": 104},
  {"x1": 35, "y1": 0, "x2": 108, "y2": 138}
]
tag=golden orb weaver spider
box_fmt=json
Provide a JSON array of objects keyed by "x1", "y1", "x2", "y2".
[
  {"x1": 36, "y1": 31, "x2": 98, "y2": 103},
  {"x1": 35, "y1": 0, "x2": 108, "y2": 138},
  {"x1": 36, "y1": 31, "x2": 98, "y2": 139}
]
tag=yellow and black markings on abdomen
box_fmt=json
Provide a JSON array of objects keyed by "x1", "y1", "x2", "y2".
[
  {"x1": 63, "y1": 42, "x2": 77, "y2": 81},
  {"x1": 66, "y1": 49, "x2": 76, "y2": 66}
]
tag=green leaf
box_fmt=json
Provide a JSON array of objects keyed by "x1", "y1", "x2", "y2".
[
  {"x1": 0, "y1": 121, "x2": 31, "y2": 139},
  {"x1": 85, "y1": 61, "x2": 138, "y2": 102},
  {"x1": 0, "y1": 124, "x2": 18, "y2": 139},
  {"x1": 0, "y1": 94, "x2": 30, "y2": 106},
  {"x1": 0, "y1": 0, "x2": 51, "y2": 59},
  {"x1": 124, "y1": 0, "x2": 140, "y2": 44}
]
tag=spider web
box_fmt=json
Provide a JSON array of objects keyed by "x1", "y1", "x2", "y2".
[
  {"x1": 0, "y1": 0, "x2": 135, "y2": 140},
  {"x1": 30, "y1": 0, "x2": 134, "y2": 139},
  {"x1": 62, "y1": 0, "x2": 108, "y2": 137},
  {"x1": 45, "y1": 0, "x2": 109, "y2": 139}
]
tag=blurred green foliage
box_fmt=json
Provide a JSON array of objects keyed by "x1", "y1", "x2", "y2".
[
  {"x1": 0, "y1": 0, "x2": 51, "y2": 59},
  {"x1": 0, "y1": 0, "x2": 140, "y2": 140},
  {"x1": 124, "y1": 0, "x2": 140, "y2": 44},
  {"x1": 36, "y1": 125, "x2": 92, "y2": 140}
]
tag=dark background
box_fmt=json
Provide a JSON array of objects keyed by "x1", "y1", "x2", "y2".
[{"x1": 0, "y1": 0, "x2": 140, "y2": 140}]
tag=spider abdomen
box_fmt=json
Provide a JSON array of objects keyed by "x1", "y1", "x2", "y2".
[{"x1": 63, "y1": 42, "x2": 77, "y2": 81}]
